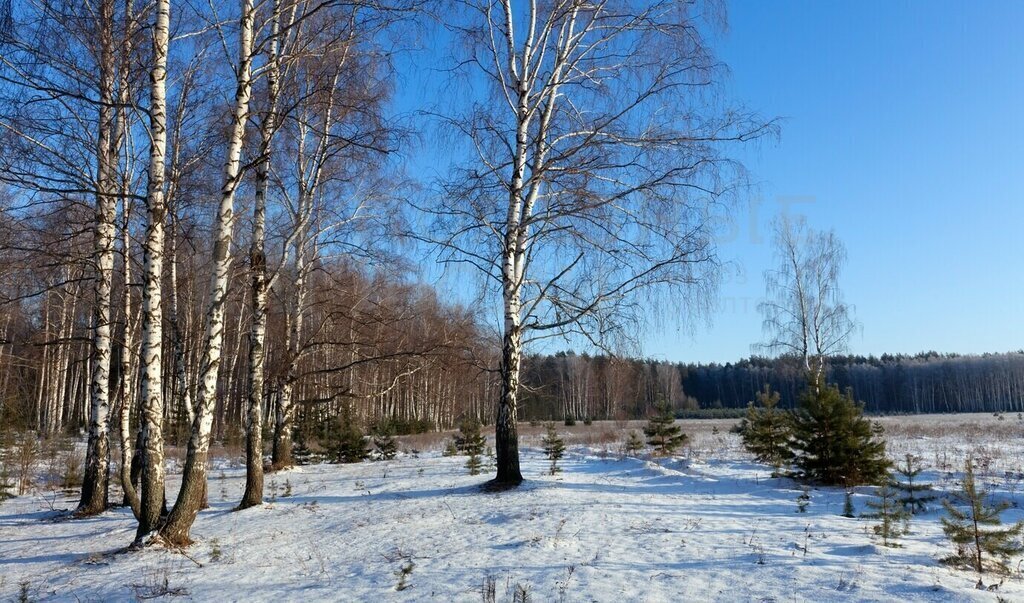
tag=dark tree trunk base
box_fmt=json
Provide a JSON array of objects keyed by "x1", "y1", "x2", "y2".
[
  {"x1": 72, "y1": 502, "x2": 107, "y2": 518},
  {"x1": 157, "y1": 528, "x2": 194, "y2": 548},
  {"x1": 481, "y1": 477, "x2": 524, "y2": 492},
  {"x1": 77, "y1": 438, "x2": 109, "y2": 518},
  {"x1": 234, "y1": 498, "x2": 262, "y2": 511}
]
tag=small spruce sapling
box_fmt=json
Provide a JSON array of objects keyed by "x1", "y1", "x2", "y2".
[
  {"x1": 322, "y1": 405, "x2": 370, "y2": 463},
  {"x1": 455, "y1": 417, "x2": 486, "y2": 476},
  {"x1": 643, "y1": 403, "x2": 687, "y2": 456},
  {"x1": 465, "y1": 451, "x2": 484, "y2": 476},
  {"x1": 738, "y1": 384, "x2": 792, "y2": 474},
  {"x1": 454, "y1": 417, "x2": 486, "y2": 456},
  {"x1": 373, "y1": 421, "x2": 398, "y2": 461},
  {"x1": 842, "y1": 490, "x2": 855, "y2": 518},
  {"x1": 622, "y1": 431, "x2": 645, "y2": 456},
  {"x1": 210, "y1": 538, "x2": 223, "y2": 562},
  {"x1": 788, "y1": 383, "x2": 890, "y2": 486},
  {"x1": 941, "y1": 458, "x2": 1024, "y2": 576},
  {"x1": 394, "y1": 560, "x2": 414, "y2": 591},
  {"x1": 865, "y1": 482, "x2": 908, "y2": 548},
  {"x1": 542, "y1": 423, "x2": 566, "y2": 475},
  {"x1": 291, "y1": 429, "x2": 317, "y2": 465},
  {"x1": 797, "y1": 486, "x2": 810, "y2": 513},
  {"x1": 893, "y1": 453, "x2": 935, "y2": 514}
]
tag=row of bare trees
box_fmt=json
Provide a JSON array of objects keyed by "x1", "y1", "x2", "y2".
[
  {"x1": 0, "y1": 0, "x2": 768, "y2": 544},
  {"x1": 0, "y1": 252, "x2": 494, "y2": 434},
  {"x1": 0, "y1": 0, "x2": 483, "y2": 545}
]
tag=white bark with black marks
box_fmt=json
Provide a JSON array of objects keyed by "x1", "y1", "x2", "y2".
[
  {"x1": 78, "y1": 0, "x2": 118, "y2": 517},
  {"x1": 240, "y1": 0, "x2": 283, "y2": 509},
  {"x1": 162, "y1": 0, "x2": 255, "y2": 546},
  {"x1": 428, "y1": 0, "x2": 770, "y2": 485},
  {"x1": 136, "y1": 0, "x2": 170, "y2": 543}
]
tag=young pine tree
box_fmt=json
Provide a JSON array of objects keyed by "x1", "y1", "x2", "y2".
[
  {"x1": 739, "y1": 384, "x2": 792, "y2": 473},
  {"x1": 291, "y1": 427, "x2": 317, "y2": 465},
  {"x1": 941, "y1": 458, "x2": 1024, "y2": 576},
  {"x1": 842, "y1": 490, "x2": 855, "y2": 518},
  {"x1": 465, "y1": 452, "x2": 484, "y2": 476},
  {"x1": 454, "y1": 417, "x2": 486, "y2": 457},
  {"x1": 892, "y1": 454, "x2": 935, "y2": 514},
  {"x1": 455, "y1": 417, "x2": 486, "y2": 476},
  {"x1": 796, "y1": 487, "x2": 810, "y2": 513},
  {"x1": 644, "y1": 404, "x2": 687, "y2": 456},
  {"x1": 622, "y1": 431, "x2": 645, "y2": 456},
  {"x1": 323, "y1": 407, "x2": 370, "y2": 464},
  {"x1": 541, "y1": 423, "x2": 566, "y2": 475},
  {"x1": 373, "y1": 421, "x2": 398, "y2": 461},
  {"x1": 788, "y1": 383, "x2": 890, "y2": 486},
  {"x1": 865, "y1": 482, "x2": 908, "y2": 548}
]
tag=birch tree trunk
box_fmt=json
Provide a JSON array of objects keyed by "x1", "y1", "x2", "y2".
[
  {"x1": 495, "y1": 302, "x2": 523, "y2": 485},
  {"x1": 119, "y1": 193, "x2": 140, "y2": 515},
  {"x1": 135, "y1": 0, "x2": 170, "y2": 543},
  {"x1": 167, "y1": 207, "x2": 193, "y2": 428},
  {"x1": 239, "y1": 0, "x2": 281, "y2": 510},
  {"x1": 428, "y1": 1, "x2": 770, "y2": 486},
  {"x1": 115, "y1": 0, "x2": 140, "y2": 517},
  {"x1": 77, "y1": 0, "x2": 117, "y2": 517},
  {"x1": 271, "y1": 237, "x2": 304, "y2": 469},
  {"x1": 272, "y1": 379, "x2": 294, "y2": 467},
  {"x1": 269, "y1": 67, "x2": 340, "y2": 468},
  {"x1": 492, "y1": 24, "x2": 534, "y2": 486},
  {"x1": 161, "y1": 0, "x2": 254, "y2": 545}
]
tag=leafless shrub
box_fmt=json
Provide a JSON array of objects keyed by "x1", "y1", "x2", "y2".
[
  {"x1": 512, "y1": 582, "x2": 530, "y2": 603},
  {"x1": 10, "y1": 432, "x2": 38, "y2": 495},
  {"x1": 131, "y1": 570, "x2": 188, "y2": 599},
  {"x1": 481, "y1": 574, "x2": 496, "y2": 603},
  {"x1": 43, "y1": 437, "x2": 83, "y2": 491}
]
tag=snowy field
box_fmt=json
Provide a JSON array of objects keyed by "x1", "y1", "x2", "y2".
[{"x1": 3, "y1": 414, "x2": 1024, "y2": 602}]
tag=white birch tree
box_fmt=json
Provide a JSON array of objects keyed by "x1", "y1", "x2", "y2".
[
  {"x1": 160, "y1": 0, "x2": 255, "y2": 546},
  {"x1": 757, "y1": 215, "x2": 859, "y2": 388},
  {"x1": 426, "y1": 0, "x2": 771, "y2": 485},
  {"x1": 240, "y1": 0, "x2": 286, "y2": 509},
  {"x1": 135, "y1": 0, "x2": 171, "y2": 543},
  {"x1": 77, "y1": 0, "x2": 118, "y2": 517},
  {"x1": 114, "y1": 0, "x2": 142, "y2": 517}
]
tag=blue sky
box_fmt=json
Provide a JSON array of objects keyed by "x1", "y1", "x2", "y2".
[
  {"x1": 402, "y1": 1, "x2": 1024, "y2": 363},
  {"x1": 641, "y1": 0, "x2": 1024, "y2": 363}
]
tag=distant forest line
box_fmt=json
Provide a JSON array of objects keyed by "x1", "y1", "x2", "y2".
[{"x1": 517, "y1": 351, "x2": 1024, "y2": 421}]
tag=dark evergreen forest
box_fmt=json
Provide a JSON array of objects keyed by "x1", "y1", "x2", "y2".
[{"x1": 519, "y1": 351, "x2": 1024, "y2": 420}]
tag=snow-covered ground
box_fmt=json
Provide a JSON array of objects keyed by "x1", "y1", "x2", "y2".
[{"x1": 3, "y1": 414, "x2": 1024, "y2": 602}]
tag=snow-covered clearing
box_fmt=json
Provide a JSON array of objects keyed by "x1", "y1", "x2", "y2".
[{"x1": 3, "y1": 414, "x2": 1024, "y2": 602}]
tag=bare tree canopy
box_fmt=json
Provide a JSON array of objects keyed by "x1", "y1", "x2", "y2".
[
  {"x1": 421, "y1": 0, "x2": 774, "y2": 485},
  {"x1": 757, "y1": 215, "x2": 859, "y2": 385}
]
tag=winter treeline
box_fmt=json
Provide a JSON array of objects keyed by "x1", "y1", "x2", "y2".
[
  {"x1": 518, "y1": 351, "x2": 1024, "y2": 418},
  {"x1": 0, "y1": 257, "x2": 494, "y2": 437}
]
